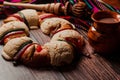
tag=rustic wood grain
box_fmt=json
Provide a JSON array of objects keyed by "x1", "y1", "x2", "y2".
[{"x1": 0, "y1": 16, "x2": 120, "y2": 80}]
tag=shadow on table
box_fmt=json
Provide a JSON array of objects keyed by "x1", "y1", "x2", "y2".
[{"x1": 99, "y1": 51, "x2": 120, "y2": 75}]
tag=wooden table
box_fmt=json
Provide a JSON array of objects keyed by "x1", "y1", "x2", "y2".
[{"x1": 0, "y1": 20, "x2": 120, "y2": 80}]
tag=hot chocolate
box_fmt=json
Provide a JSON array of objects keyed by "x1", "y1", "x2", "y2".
[{"x1": 98, "y1": 18, "x2": 119, "y2": 23}]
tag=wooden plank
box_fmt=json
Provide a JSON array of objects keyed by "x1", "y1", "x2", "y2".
[
  {"x1": 0, "y1": 46, "x2": 36, "y2": 80},
  {"x1": 30, "y1": 29, "x2": 50, "y2": 45},
  {"x1": 60, "y1": 52, "x2": 120, "y2": 80}
]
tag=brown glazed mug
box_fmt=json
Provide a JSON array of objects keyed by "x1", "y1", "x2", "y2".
[
  {"x1": 91, "y1": 10, "x2": 120, "y2": 34},
  {"x1": 88, "y1": 10, "x2": 120, "y2": 54}
]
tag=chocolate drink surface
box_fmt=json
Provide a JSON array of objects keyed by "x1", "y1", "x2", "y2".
[{"x1": 98, "y1": 18, "x2": 119, "y2": 23}]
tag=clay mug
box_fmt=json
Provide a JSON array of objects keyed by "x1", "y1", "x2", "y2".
[
  {"x1": 88, "y1": 10, "x2": 120, "y2": 54},
  {"x1": 91, "y1": 10, "x2": 120, "y2": 34}
]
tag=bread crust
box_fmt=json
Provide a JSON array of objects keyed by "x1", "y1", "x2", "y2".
[
  {"x1": 2, "y1": 37, "x2": 32, "y2": 60},
  {"x1": 20, "y1": 9, "x2": 39, "y2": 29},
  {"x1": 44, "y1": 41, "x2": 74, "y2": 66},
  {"x1": 40, "y1": 17, "x2": 74, "y2": 34},
  {"x1": 21, "y1": 44, "x2": 50, "y2": 67}
]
